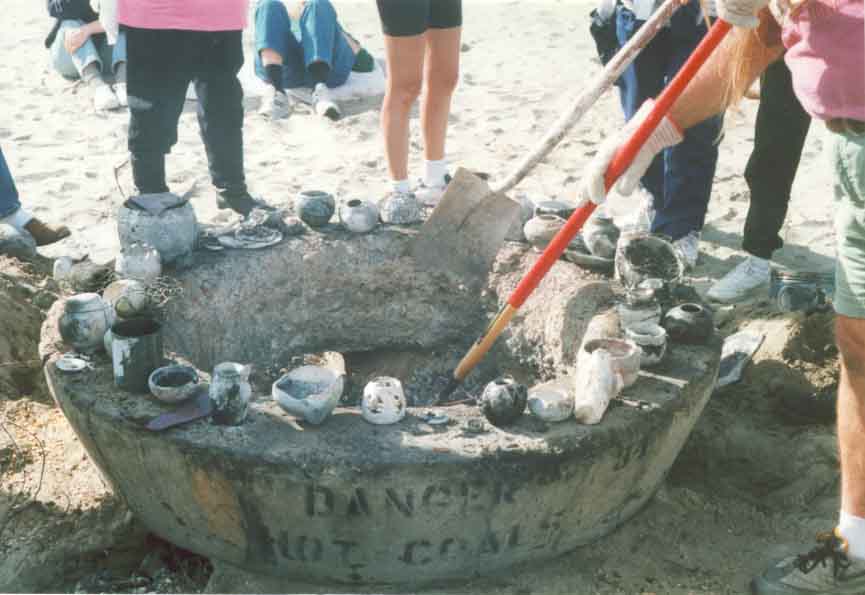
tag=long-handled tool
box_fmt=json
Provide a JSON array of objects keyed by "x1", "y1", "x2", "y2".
[
  {"x1": 411, "y1": 0, "x2": 685, "y2": 280},
  {"x1": 438, "y1": 19, "x2": 733, "y2": 401}
]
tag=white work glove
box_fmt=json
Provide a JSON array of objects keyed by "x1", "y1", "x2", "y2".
[
  {"x1": 577, "y1": 99, "x2": 683, "y2": 208},
  {"x1": 717, "y1": 0, "x2": 768, "y2": 28}
]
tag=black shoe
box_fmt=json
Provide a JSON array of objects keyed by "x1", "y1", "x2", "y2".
[
  {"x1": 776, "y1": 385, "x2": 837, "y2": 425},
  {"x1": 216, "y1": 192, "x2": 273, "y2": 217}
]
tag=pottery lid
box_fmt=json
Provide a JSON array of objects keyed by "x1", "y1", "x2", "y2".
[{"x1": 64, "y1": 293, "x2": 106, "y2": 313}]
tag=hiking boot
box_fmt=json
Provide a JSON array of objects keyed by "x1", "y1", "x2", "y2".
[
  {"x1": 216, "y1": 192, "x2": 274, "y2": 217},
  {"x1": 776, "y1": 385, "x2": 837, "y2": 425},
  {"x1": 259, "y1": 85, "x2": 294, "y2": 120},
  {"x1": 415, "y1": 173, "x2": 452, "y2": 207},
  {"x1": 23, "y1": 218, "x2": 71, "y2": 246},
  {"x1": 312, "y1": 83, "x2": 341, "y2": 121},
  {"x1": 751, "y1": 530, "x2": 865, "y2": 594},
  {"x1": 674, "y1": 230, "x2": 701, "y2": 270},
  {"x1": 707, "y1": 255, "x2": 771, "y2": 303}
]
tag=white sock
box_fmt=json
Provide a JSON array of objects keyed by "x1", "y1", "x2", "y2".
[
  {"x1": 392, "y1": 179, "x2": 410, "y2": 194},
  {"x1": 0, "y1": 207, "x2": 33, "y2": 231},
  {"x1": 423, "y1": 159, "x2": 448, "y2": 188},
  {"x1": 838, "y1": 510, "x2": 865, "y2": 560}
]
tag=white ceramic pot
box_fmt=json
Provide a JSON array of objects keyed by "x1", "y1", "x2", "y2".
[
  {"x1": 58, "y1": 293, "x2": 113, "y2": 353},
  {"x1": 361, "y1": 377, "x2": 407, "y2": 425},
  {"x1": 103, "y1": 279, "x2": 149, "y2": 319},
  {"x1": 339, "y1": 199, "x2": 380, "y2": 234},
  {"x1": 273, "y1": 365, "x2": 344, "y2": 425},
  {"x1": 117, "y1": 199, "x2": 197, "y2": 265},
  {"x1": 527, "y1": 381, "x2": 573, "y2": 422},
  {"x1": 209, "y1": 362, "x2": 252, "y2": 425},
  {"x1": 581, "y1": 337, "x2": 641, "y2": 388},
  {"x1": 115, "y1": 242, "x2": 162, "y2": 284},
  {"x1": 523, "y1": 214, "x2": 565, "y2": 251},
  {"x1": 625, "y1": 322, "x2": 668, "y2": 367}
]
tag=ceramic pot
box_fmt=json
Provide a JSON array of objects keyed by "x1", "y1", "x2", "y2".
[
  {"x1": 117, "y1": 199, "x2": 197, "y2": 265},
  {"x1": 58, "y1": 293, "x2": 113, "y2": 353},
  {"x1": 479, "y1": 376, "x2": 528, "y2": 426},
  {"x1": 111, "y1": 317, "x2": 164, "y2": 393},
  {"x1": 339, "y1": 199, "x2": 380, "y2": 234},
  {"x1": 527, "y1": 381, "x2": 573, "y2": 422},
  {"x1": 210, "y1": 362, "x2": 252, "y2": 425},
  {"x1": 582, "y1": 214, "x2": 620, "y2": 259},
  {"x1": 379, "y1": 192, "x2": 422, "y2": 225},
  {"x1": 615, "y1": 232, "x2": 684, "y2": 290},
  {"x1": 504, "y1": 193, "x2": 538, "y2": 242},
  {"x1": 617, "y1": 287, "x2": 662, "y2": 330},
  {"x1": 148, "y1": 365, "x2": 200, "y2": 404},
  {"x1": 295, "y1": 190, "x2": 336, "y2": 228},
  {"x1": 103, "y1": 279, "x2": 149, "y2": 319},
  {"x1": 581, "y1": 338, "x2": 641, "y2": 388},
  {"x1": 272, "y1": 365, "x2": 344, "y2": 425},
  {"x1": 625, "y1": 322, "x2": 668, "y2": 367},
  {"x1": 115, "y1": 242, "x2": 162, "y2": 284},
  {"x1": 361, "y1": 377, "x2": 407, "y2": 425},
  {"x1": 574, "y1": 349, "x2": 624, "y2": 425},
  {"x1": 662, "y1": 303, "x2": 714, "y2": 344},
  {"x1": 523, "y1": 214, "x2": 565, "y2": 251},
  {"x1": 533, "y1": 200, "x2": 576, "y2": 220}
]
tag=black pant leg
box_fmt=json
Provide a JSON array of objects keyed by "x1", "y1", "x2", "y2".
[
  {"x1": 126, "y1": 27, "x2": 193, "y2": 194},
  {"x1": 741, "y1": 58, "x2": 811, "y2": 259},
  {"x1": 192, "y1": 31, "x2": 247, "y2": 198}
]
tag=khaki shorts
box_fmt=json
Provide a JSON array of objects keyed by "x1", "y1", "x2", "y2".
[{"x1": 833, "y1": 129, "x2": 865, "y2": 318}]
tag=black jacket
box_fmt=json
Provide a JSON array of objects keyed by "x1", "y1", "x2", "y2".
[{"x1": 45, "y1": 0, "x2": 99, "y2": 48}]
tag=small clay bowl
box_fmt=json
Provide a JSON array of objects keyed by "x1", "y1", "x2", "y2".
[
  {"x1": 625, "y1": 323, "x2": 668, "y2": 367},
  {"x1": 148, "y1": 365, "x2": 200, "y2": 404},
  {"x1": 582, "y1": 338, "x2": 641, "y2": 388}
]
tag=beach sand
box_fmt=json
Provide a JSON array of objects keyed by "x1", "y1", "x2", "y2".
[{"x1": 0, "y1": 0, "x2": 842, "y2": 593}]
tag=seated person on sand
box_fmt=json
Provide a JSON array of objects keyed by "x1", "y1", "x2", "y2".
[
  {"x1": 254, "y1": 0, "x2": 376, "y2": 121},
  {"x1": 1, "y1": 145, "x2": 69, "y2": 247},
  {"x1": 46, "y1": 0, "x2": 127, "y2": 111}
]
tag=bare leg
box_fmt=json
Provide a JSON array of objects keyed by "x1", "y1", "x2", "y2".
[
  {"x1": 381, "y1": 34, "x2": 425, "y2": 181},
  {"x1": 837, "y1": 315, "x2": 865, "y2": 517},
  {"x1": 420, "y1": 26, "x2": 461, "y2": 162}
]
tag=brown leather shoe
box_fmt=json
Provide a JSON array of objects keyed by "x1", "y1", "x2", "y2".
[{"x1": 23, "y1": 218, "x2": 71, "y2": 246}]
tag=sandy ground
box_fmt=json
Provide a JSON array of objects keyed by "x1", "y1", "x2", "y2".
[{"x1": 0, "y1": 0, "x2": 843, "y2": 593}]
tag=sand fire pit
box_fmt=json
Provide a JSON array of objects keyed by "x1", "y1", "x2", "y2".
[{"x1": 41, "y1": 228, "x2": 720, "y2": 587}]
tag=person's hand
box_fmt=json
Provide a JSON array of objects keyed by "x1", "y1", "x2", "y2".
[
  {"x1": 717, "y1": 0, "x2": 769, "y2": 28},
  {"x1": 64, "y1": 27, "x2": 91, "y2": 54},
  {"x1": 577, "y1": 99, "x2": 683, "y2": 208}
]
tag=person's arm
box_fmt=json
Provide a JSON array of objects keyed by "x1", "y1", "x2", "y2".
[{"x1": 64, "y1": 18, "x2": 104, "y2": 54}]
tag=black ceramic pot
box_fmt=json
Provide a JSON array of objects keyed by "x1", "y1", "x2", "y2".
[
  {"x1": 479, "y1": 376, "x2": 528, "y2": 426},
  {"x1": 662, "y1": 303, "x2": 714, "y2": 344}
]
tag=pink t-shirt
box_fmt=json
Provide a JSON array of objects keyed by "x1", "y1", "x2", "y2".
[
  {"x1": 118, "y1": 0, "x2": 248, "y2": 31},
  {"x1": 781, "y1": 0, "x2": 865, "y2": 121}
]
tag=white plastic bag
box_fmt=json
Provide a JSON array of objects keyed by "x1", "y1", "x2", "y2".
[{"x1": 573, "y1": 349, "x2": 624, "y2": 424}]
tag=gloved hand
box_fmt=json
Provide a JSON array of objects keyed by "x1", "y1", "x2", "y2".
[
  {"x1": 717, "y1": 0, "x2": 769, "y2": 28},
  {"x1": 577, "y1": 99, "x2": 683, "y2": 208}
]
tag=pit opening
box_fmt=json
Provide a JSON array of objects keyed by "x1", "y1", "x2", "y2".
[{"x1": 113, "y1": 317, "x2": 161, "y2": 338}]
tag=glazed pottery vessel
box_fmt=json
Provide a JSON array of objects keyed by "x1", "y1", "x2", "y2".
[
  {"x1": 617, "y1": 287, "x2": 662, "y2": 330},
  {"x1": 361, "y1": 377, "x2": 407, "y2": 425},
  {"x1": 625, "y1": 322, "x2": 668, "y2": 367},
  {"x1": 662, "y1": 303, "x2": 714, "y2": 344},
  {"x1": 295, "y1": 190, "x2": 336, "y2": 228},
  {"x1": 272, "y1": 365, "x2": 344, "y2": 425},
  {"x1": 148, "y1": 365, "x2": 200, "y2": 404},
  {"x1": 103, "y1": 279, "x2": 150, "y2": 319},
  {"x1": 523, "y1": 214, "x2": 565, "y2": 251},
  {"x1": 210, "y1": 362, "x2": 252, "y2": 425},
  {"x1": 339, "y1": 199, "x2": 380, "y2": 234},
  {"x1": 615, "y1": 232, "x2": 684, "y2": 290},
  {"x1": 574, "y1": 349, "x2": 624, "y2": 425},
  {"x1": 527, "y1": 381, "x2": 573, "y2": 422},
  {"x1": 58, "y1": 293, "x2": 113, "y2": 353},
  {"x1": 379, "y1": 192, "x2": 422, "y2": 224},
  {"x1": 115, "y1": 242, "x2": 162, "y2": 284},
  {"x1": 111, "y1": 317, "x2": 164, "y2": 393},
  {"x1": 582, "y1": 214, "x2": 620, "y2": 259},
  {"x1": 581, "y1": 338, "x2": 641, "y2": 388},
  {"x1": 117, "y1": 199, "x2": 197, "y2": 265},
  {"x1": 479, "y1": 376, "x2": 528, "y2": 426}
]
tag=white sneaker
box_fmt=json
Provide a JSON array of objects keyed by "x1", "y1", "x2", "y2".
[
  {"x1": 706, "y1": 255, "x2": 770, "y2": 303},
  {"x1": 92, "y1": 82, "x2": 121, "y2": 111},
  {"x1": 618, "y1": 189, "x2": 655, "y2": 233},
  {"x1": 415, "y1": 174, "x2": 452, "y2": 207},
  {"x1": 259, "y1": 86, "x2": 294, "y2": 120},
  {"x1": 113, "y1": 82, "x2": 128, "y2": 107},
  {"x1": 673, "y1": 230, "x2": 700, "y2": 270},
  {"x1": 312, "y1": 83, "x2": 341, "y2": 121}
]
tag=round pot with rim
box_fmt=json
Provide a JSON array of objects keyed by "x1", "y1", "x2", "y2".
[
  {"x1": 339, "y1": 199, "x2": 380, "y2": 234},
  {"x1": 58, "y1": 293, "x2": 114, "y2": 353},
  {"x1": 625, "y1": 322, "x2": 668, "y2": 367},
  {"x1": 295, "y1": 190, "x2": 336, "y2": 228},
  {"x1": 523, "y1": 214, "x2": 565, "y2": 251},
  {"x1": 581, "y1": 337, "x2": 641, "y2": 388},
  {"x1": 662, "y1": 303, "x2": 714, "y2": 344}
]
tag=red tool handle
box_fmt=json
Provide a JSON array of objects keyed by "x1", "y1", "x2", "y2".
[{"x1": 508, "y1": 20, "x2": 732, "y2": 309}]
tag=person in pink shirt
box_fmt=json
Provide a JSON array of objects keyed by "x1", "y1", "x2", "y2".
[
  {"x1": 118, "y1": 0, "x2": 268, "y2": 216},
  {"x1": 576, "y1": 0, "x2": 864, "y2": 592}
]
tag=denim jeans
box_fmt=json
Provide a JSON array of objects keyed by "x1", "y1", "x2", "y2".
[
  {"x1": 0, "y1": 146, "x2": 21, "y2": 219},
  {"x1": 615, "y1": 1, "x2": 723, "y2": 240},
  {"x1": 50, "y1": 19, "x2": 127, "y2": 80},
  {"x1": 254, "y1": 0, "x2": 355, "y2": 89}
]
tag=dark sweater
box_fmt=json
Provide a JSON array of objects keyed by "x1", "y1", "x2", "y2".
[{"x1": 45, "y1": 0, "x2": 99, "y2": 48}]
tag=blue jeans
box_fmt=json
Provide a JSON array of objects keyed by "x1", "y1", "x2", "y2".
[
  {"x1": 50, "y1": 20, "x2": 126, "y2": 80},
  {"x1": 254, "y1": 0, "x2": 354, "y2": 89},
  {"x1": 0, "y1": 146, "x2": 21, "y2": 219},
  {"x1": 615, "y1": 1, "x2": 723, "y2": 240}
]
